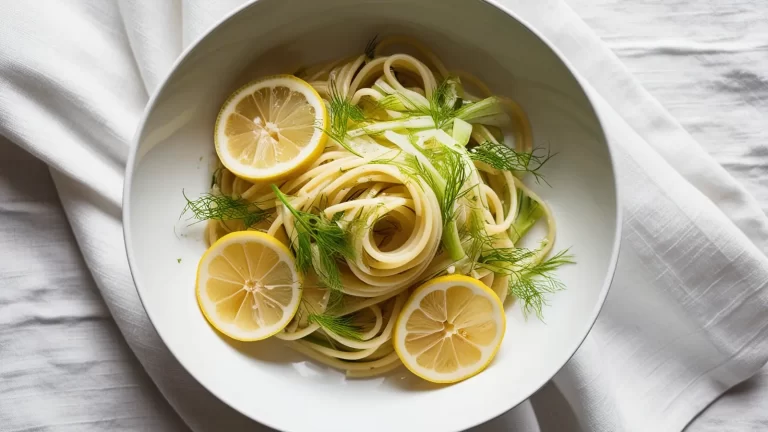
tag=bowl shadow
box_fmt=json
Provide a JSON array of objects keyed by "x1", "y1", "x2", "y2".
[{"x1": 216, "y1": 330, "x2": 306, "y2": 364}]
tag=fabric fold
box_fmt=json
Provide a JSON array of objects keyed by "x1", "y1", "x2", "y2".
[{"x1": 0, "y1": 1, "x2": 766, "y2": 431}]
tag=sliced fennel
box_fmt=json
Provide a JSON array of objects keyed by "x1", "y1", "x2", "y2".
[
  {"x1": 452, "y1": 117, "x2": 473, "y2": 147},
  {"x1": 348, "y1": 116, "x2": 435, "y2": 137},
  {"x1": 469, "y1": 140, "x2": 554, "y2": 182},
  {"x1": 455, "y1": 96, "x2": 509, "y2": 126},
  {"x1": 272, "y1": 185, "x2": 354, "y2": 291},
  {"x1": 358, "y1": 77, "x2": 510, "y2": 137},
  {"x1": 509, "y1": 189, "x2": 544, "y2": 243},
  {"x1": 381, "y1": 130, "x2": 470, "y2": 261}
]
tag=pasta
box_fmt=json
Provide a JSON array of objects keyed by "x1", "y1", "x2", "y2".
[{"x1": 189, "y1": 36, "x2": 570, "y2": 377}]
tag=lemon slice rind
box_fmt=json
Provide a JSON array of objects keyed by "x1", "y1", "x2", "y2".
[
  {"x1": 196, "y1": 231, "x2": 302, "y2": 341},
  {"x1": 393, "y1": 275, "x2": 506, "y2": 384},
  {"x1": 214, "y1": 75, "x2": 327, "y2": 181}
]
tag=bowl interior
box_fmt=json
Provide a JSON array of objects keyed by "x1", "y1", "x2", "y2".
[{"x1": 125, "y1": 0, "x2": 618, "y2": 431}]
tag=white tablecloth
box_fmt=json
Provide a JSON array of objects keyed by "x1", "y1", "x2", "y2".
[
  {"x1": 565, "y1": 2, "x2": 768, "y2": 430},
  {"x1": 1, "y1": 1, "x2": 766, "y2": 431},
  {"x1": 534, "y1": 1, "x2": 768, "y2": 430}
]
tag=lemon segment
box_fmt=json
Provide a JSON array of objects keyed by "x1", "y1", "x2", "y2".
[
  {"x1": 196, "y1": 231, "x2": 302, "y2": 341},
  {"x1": 393, "y1": 275, "x2": 506, "y2": 383},
  {"x1": 214, "y1": 75, "x2": 327, "y2": 181}
]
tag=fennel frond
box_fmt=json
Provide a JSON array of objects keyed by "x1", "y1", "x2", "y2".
[
  {"x1": 369, "y1": 77, "x2": 462, "y2": 130},
  {"x1": 323, "y1": 80, "x2": 366, "y2": 156},
  {"x1": 428, "y1": 77, "x2": 463, "y2": 129},
  {"x1": 372, "y1": 134, "x2": 471, "y2": 260},
  {"x1": 272, "y1": 185, "x2": 354, "y2": 291},
  {"x1": 469, "y1": 141, "x2": 553, "y2": 183},
  {"x1": 308, "y1": 313, "x2": 363, "y2": 341},
  {"x1": 507, "y1": 249, "x2": 574, "y2": 319},
  {"x1": 479, "y1": 246, "x2": 573, "y2": 319},
  {"x1": 181, "y1": 191, "x2": 272, "y2": 228},
  {"x1": 364, "y1": 34, "x2": 379, "y2": 60}
]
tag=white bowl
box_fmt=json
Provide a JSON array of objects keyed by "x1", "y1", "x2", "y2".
[{"x1": 124, "y1": 0, "x2": 620, "y2": 431}]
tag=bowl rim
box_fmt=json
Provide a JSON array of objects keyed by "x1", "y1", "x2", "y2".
[{"x1": 122, "y1": 0, "x2": 622, "y2": 430}]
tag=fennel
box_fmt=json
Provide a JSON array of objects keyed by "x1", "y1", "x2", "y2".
[
  {"x1": 364, "y1": 34, "x2": 379, "y2": 60},
  {"x1": 298, "y1": 293, "x2": 363, "y2": 341},
  {"x1": 365, "y1": 77, "x2": 508, "y2": 135},
  {"x1": 323, "y1": 80, "x2": 366, "y2": 156},
  {"x1": 375, "y1": 132, "x2": 470, "y2": 261},
  {"x1": 509, "y1": 190, "x2": 544, "y2": 243},
  {"x1": 428, "y1": 77, "x2": 463, "y2": 129},
  {"x1": 469, "y1": 141, "x2": 553, "y2": 183},
  {"x1": 479, "y1": 247, "x2": 573, "y2": 319},
  {"x1": 272, "y1": 185, "x2": 354, "y2": 291},
  {"x1": 181, "y1": 191, "x2": 272, "y2": 228},
  {"x1": 308, "y1": 313, "x2": 363, "y2": 341},
  {"x1": 508, "y1": 249, "x2": 574, "y2": 319}
]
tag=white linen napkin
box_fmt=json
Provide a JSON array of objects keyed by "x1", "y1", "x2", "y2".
[{"x1": 1, "y1": 1, "x2": 766, "y2": 431}]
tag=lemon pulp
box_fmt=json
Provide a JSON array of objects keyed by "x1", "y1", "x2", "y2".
[
  {"x1": 196, "y1": 231, "x2": 302, "y2": 341},
  {"x1": 214, "y1": 75, "x2": 327, "y2": 181},
  {"x1": 394, "y1": 275, "x2": 506, "y2": 383}
]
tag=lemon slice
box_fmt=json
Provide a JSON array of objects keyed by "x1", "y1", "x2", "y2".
[
  {"x1": 393, "y1": 275, "x2": 506, "y2": 383},
  {"x1": 214, "y1": 75, "x2": 328, "y2": 181},
  {"x1": 196, "y1": 231, "x2": 302, "y2": 341}
]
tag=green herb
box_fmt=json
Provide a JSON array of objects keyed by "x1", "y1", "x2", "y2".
[
  {"x1": 181, "y1": 191, "x2": 272, "y2": 228},
  {"x1": 373, "y1": 133, "x2": 470, "y2": 260},
  {"x1": 308, "y1": 313, "x2": 363, "y2": 340},
  {"x1": 383, "y1": 147, "x2": 469, "y2": 226},
  {"x1": 297, "y1": 291, "x2": 360, "y2": 341},
  {"x1": 364, "y1": 80, "x2": 511, "y2": 139},
  {"x1": 364, "y1": 34, "x2": 379, "y2": 60},
  {"x1": 210, "y1": 167, "x2": 222, "y2": 188},
  {"x1": 177, "y1": 258, "x2": 182, "y2": 263},
  {"x1": 369, "y1": 150, "x2": 404, "y2": 167},
  {"x1": 272, "y1": 185, "x2": 354, "y2": 291},
  {"x1": 373, "y1": 77, "x2": 463, "y2": 130},
  {"x1": 322, "y1": 80, "x2": 366, "y2": 156},
  {"x1": 509, "y1": 190, "x2": 544, "y2": 243},
  {"x1": 471, "y1": 184, "x2": 573, "y2": 319},
  {"x1": 431, "y1": 146, "x2": 471, "y2": 224},
  {"x1": 508, "y1": 249, "x2": 574, "y2": 319},
  {"x1": 478, "y1": 247, "x2": 538, "y2": 270},
  {"x1": 463, "y1": 202, "x2": 493, "y2": 266},
  {"x1": 479, "y1": 246, "x2": 573, "y2": 319},
  {"x1": 426, "y1": 145, "x2": 471, "y2": 258},
  {"x1": 428, "y1": 77, "x2": 463, "y2": 129},
  {"x1": 469, "y1": 141, "x2": 553, "y2": 183},
  {"x1": 326, "y1": 289, "x2": 346, "y2": 312}
]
